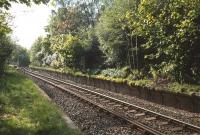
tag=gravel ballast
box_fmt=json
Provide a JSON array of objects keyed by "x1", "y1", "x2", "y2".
[
  {"x1": 31, "y1": 77, "x2": 143, "y2": 135},
  {"x1": 30, "y1": 69, "x2": 200, "y2": 127}
]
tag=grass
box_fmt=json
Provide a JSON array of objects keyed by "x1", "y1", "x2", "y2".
[{"x1": 0, "y1": 68, "x2": 82, "y2": 135}]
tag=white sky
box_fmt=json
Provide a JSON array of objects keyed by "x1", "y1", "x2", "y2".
[{"x1": 9, "y1": 3, "x2": 52, "y2": 49}]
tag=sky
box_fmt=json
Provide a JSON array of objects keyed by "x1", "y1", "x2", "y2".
[{"x1": 9, "y1": 3, "x2": 52, "y2": 49}]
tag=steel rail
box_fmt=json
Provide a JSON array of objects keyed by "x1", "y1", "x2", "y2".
[{"x1": 23, "y1": 68, "x2": 200, "y2": 135}]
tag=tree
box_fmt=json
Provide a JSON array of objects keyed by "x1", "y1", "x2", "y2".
[
  {"x1": 18, "y1": 52, "x2": 30, "y2": 67},
  {"x1": 0, "y1": 11, "x2": 14, "y2": 75},
  {"x1": 43, "y1": 0, "x2": 104, "y2": 69},
  {"x1": 30, "y1": 37, "x2": 45, "y2": 66},
  {"x1": 0, "y1": 0, "x2": 48, "y2": 9},
  {"x1": 46, "y1": 0, "x2": 102, "y2": 36},
  {"x1": 0, "y1": 35, "x2": 14, "y2": 74},
  {"x1": 31, "y1": 0, "x2": 200, "y2": 83},
  {"x1": 50, "y1": 34, "x2": 85, "y2": 68},
  {"x1": 95, "y1": 0, "x2": 137, "y2": 67},
  {"x1": 10, "y1": 45, "x2": 30, "y2": 67},
  {"x1": 0, "y1": 0, "x2": 49, "y2": 76},
  {"x1": 82, "y1": 28, "x2": 104, "y2": 69},
  {"x1": 133, "y1": 0, "x2": 200, "y2": 82}
]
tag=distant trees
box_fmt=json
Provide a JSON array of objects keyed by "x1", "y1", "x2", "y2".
[
  {"x1": 10, "y1": 45, "x2": 30, "y2": 67},
  {"x1": 46, "y1": 0, "x2": 102, "y2": 36},
  {"x1": 30, "y1": 37, "x2": 46, "y2": 66},
  {"x1": 31, "y1": 0, "x2": 104, "y2": 69},
  {"x1": 0, "y1": 0, "x2": 48, "y2": 75},
  {"x1": 30, "y1": 0, "x2": 200, "y2": 83}
]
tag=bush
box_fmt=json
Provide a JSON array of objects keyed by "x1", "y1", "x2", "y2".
[
  {"x1": 87, "y1": 68, "x2": 101, "y2": 75},
  {"x1": 101, "y1": 68, "x2": 128, "y2": 78},
  {"x1": 128, "y1": 69, "x2": 145, "y2": 80}
]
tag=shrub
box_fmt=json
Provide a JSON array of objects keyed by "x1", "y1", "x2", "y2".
[
  {"x1": 128, "y1": 69, "x2": 145, "y2": 80},
  {"x1": 101, "y1": 68, "x2": 128, "y2": 78}
]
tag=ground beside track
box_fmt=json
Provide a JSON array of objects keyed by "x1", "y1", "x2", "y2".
[{"x1": 0, "y1": 68, "x2": 81, "y2": 135}]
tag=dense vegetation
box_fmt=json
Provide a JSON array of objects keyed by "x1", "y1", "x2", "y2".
[
  {"x1": 0, "y1": 68, "x2": 81, "y2": 135},
  {"x1": 0, "y1": 2, "x2": 81, "y2": 135},
  {"x1": 0, "y1": 11, "x2": 14, "y2": 75},
  {"x1": 0, "y1": 0, "x2": 47, "y2": 75},
  {"x1": 30, "y1": 0, "x2": 200, "y2": 85},
  {"x1": 9, "y1": 45, "x2": 30, "y2": 67}
]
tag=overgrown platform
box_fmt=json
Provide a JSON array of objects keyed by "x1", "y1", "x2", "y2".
[{"x1": 30, "y1": 66, "x2": 200, "y2": 113}]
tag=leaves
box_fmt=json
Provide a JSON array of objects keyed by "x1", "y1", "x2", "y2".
[
  {"x1": 30, "y1": 0, "x2": 200, "y2": 83},
  {"x1": 0, "y1": 0, "x2": 48, "y2": 10}
]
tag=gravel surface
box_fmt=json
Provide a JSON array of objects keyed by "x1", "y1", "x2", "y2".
[
  {"x1": 31, "y1": 69, "x2": 200, "y2": 127},
  {"x1": 31, "y1": 77, "x2": 143, "y2": 135},
  {"x1": 82, "y1": 85, "x2": 200, "y2": 127}
]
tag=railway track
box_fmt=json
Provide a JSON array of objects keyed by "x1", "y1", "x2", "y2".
[{"x1": 22, "y1": 68, "x2": 200, "y2": 135}]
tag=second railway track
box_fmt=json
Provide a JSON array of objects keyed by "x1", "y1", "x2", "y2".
[{"x1": 22, "y1": 68, "x2": 200, "y2": 135}]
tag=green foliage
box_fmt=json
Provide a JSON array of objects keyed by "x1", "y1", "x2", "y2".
[
  {"x1": 31, "y1": 0, "x2": 200, "y2": 84},
  {"x1": 100, "y1": 67, "x2": 129, "y2": 78},
  {"x1": 50, "y1": 34, "x2": 85, "y2": 68},
  {"x1": 42, "y1": 0, "x2": 104, "y2": 70},
  {"x1": 0, "y1": 68, "x2": 81, "y2": 135},
  {"x1": 46, "y1": 0, "x2": 102, "y2": 36},
  {"x1": 129, "y1": 0, "x2": 200, "y2": 83},
  {"x1": 96, "y1": 0, "x2": 145, "y2": 68},
  {"x1": 18, "y1": 53, "x2": 30, "y2": 67},
  {"x1": 0, "y1": 35, "x2": 14, "y2": 74},
  {"x1": 166, "y1": 82, "x2": 200, "y2": 94},
  {"x1": 79, "y1": 28, "x2": 104, "y2": 69},
  {"x1": 0, "y1": 0, "x2": 48, "y2": 10},
  {"x1": 127, "y1": 69, "x2": 145, "y2": 80},
  {"x1": 0, "y1": 11, "x2": 11, "y2": 34},
  {"x1": 0, "y1": 0, "x2": 50, "y2": 73},
  {"x1": 128, "y1": 79, "x2": 154, "y2": 87},
  {"x1": 10, "y1": 45, "x2": 30, "y2": 67},
  {"x1": 32, "y1": 66, "x2": 200, "y2": 95},
  {"x1": 0, "y1": 11, "x2": 14, "y2": 75},
  {"x1": 95, "y1": 1, "x2": 128, "y2": 67},
  {"x1": 30, "y1": 37, "x2": 45, "y2": 66},
  {"x1": 30, "y1": 36, "x2": 52, "y2": 67}
]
